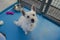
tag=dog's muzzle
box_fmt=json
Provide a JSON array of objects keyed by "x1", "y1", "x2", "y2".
[{"x1": 31, "y1": 19, "x2": 34, "y2": 23}]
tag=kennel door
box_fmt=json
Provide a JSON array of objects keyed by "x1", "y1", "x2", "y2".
[
  {"x1": 20, "y1": 0, "x2": 47, "y2": 13},
  {"x1": 43, "y1": 0, "x2": 60, "y2": 25}
]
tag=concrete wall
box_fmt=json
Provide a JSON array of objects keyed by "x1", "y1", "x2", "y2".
[{"x1": 0, "y1": 0, "x2": 17, "y2": 12}]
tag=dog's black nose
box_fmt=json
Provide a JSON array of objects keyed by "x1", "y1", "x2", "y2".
[{"x1": 31, "y1": 19, "x2": 34, "y2": 23}]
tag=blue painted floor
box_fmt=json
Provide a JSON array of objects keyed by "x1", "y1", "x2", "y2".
[{"x1": 0, "y1": 6, "x2": 60, "y2": 40}]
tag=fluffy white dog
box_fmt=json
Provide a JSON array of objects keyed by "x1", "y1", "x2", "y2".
[{"x1": 14, "y1": 5, "x2": 38, "y2": 34}]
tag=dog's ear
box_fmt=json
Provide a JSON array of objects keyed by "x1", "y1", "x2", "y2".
[
  {"x1": 31, "y1": 4, "x2": 36, "y2": 11},
  {"x1": 21, "y1": 10, "x2": 25, "y2": 16}
]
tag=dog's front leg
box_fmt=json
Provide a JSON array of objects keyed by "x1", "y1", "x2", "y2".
[{"x1": 28, "y1": 24, "x2": 35, "y2": 32}]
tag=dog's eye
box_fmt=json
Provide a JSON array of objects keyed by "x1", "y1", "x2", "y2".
[
  {"x1": 32, "y1": 14, "x2": 35, "y2": 16},
  {"x1": 27, "y1": 16, "x2": 29, "y2": 18}
]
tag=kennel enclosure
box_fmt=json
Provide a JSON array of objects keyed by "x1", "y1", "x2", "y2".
[{"x1": 18, "y1": 0, "x2": 60, "y2": 25}]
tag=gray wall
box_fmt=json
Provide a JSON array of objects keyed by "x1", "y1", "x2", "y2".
[{"x1": 0, "y1": 0, "x2": 17, "y2": 12}]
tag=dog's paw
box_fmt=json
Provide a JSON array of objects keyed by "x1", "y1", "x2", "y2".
[
  {"x1": 14, "y1": 21, "x2": 18, "y2": 25},
  {"x1": 25, "y1": 32, "x2": 28, "y2": 35},
  {"x1": 14, "y1": 21, "x2": 21, "y2": 26}
]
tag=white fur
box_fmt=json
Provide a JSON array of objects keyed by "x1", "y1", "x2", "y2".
[{"x1": 14, "y1": 5, "x2": 38, "y2": 34}]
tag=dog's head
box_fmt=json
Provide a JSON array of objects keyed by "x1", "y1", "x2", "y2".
[{"x1": 21, "y1": 5, "x2": 37, "y2": 23}]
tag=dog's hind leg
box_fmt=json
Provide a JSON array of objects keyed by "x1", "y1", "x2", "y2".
[{"x1": 14, "y1": 21, "x2": 21, "y2": 26}]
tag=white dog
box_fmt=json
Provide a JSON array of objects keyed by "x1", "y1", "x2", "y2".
[{"x1": 14, "y1": 5, "x2": 38, "y2": 34}]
